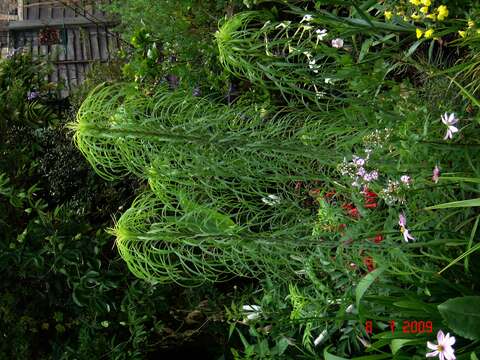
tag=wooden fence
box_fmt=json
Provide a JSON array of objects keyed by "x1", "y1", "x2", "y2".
[{"x1": 0, "y1": 0, "x2": 121, "y2": 97}]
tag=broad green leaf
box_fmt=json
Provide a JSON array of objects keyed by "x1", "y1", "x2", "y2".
[
  {"x1": 390, "y1": 339, "x2": 422, "y2": 355},
  {"x1": 438, "y1": 296, "x2": 480, "y2": 340},
  {"x1": 425, "y1": 198, "x2": 480, "y2": 210},
  {"x1": 324, "y1": 347, "x2": 349, "y2": 360},
  {"x1": 356, "y1": 267, "x2": 385, "y2": 310}
]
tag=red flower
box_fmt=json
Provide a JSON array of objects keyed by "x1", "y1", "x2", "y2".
[
  {"x1": 342, "y1": 203, "x2": 360, "y2": 219},
  {"x1": 363, "y1": 256, "x2": 375, "y2": 272},
  {"x1": 373, "y1": 234, "x2": 384, "y2": 244},
  {"x1": 363, "y1": 188, "x2": 378, "y2": 208},
  {"x1": 324, "y1": 190, "x2": 336, "y2": 199}
]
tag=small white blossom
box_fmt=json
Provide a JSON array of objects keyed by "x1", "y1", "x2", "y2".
[
  {"x1": 324, "y1": 78, "x2": 333, "y2": 84},
  {"x1": 426, "y1": 330, "x2": 456, "y2": 360},
  {"x1": 441, "y1": 113, "x2": 459, "y2": 140},
  {"x1": 262, "y1": 194, "x2": 280, "y2": 206},
  {"x1": 331, "y1": 38, "x2": 344, "y2": 48},
  {"x1": 242, "y1": 305, "x2": 262, "y2": 321},
  {"x1": 300, "y1": 14, "x2": 314, "y2": 23},
  {"x1": 315, "y1": 28, "x2": 328, "y2": 43},
  {"x1": 400, "y1": 175, "x2": 411, "y2": 185}
]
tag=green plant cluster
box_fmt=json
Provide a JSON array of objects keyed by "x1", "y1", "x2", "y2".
[
  {"x1": 105, "y1": 0, "x2": 246, "y2": 93},
  {"x1": 0, "y1": 57, "x2": 231, "y2": 359}
]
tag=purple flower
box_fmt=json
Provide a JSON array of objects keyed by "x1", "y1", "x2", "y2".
[
  {"x1": 331, "y1": 38, "x2": 344, "y2": 48},
  {"x1": 27, "y1": 91, "x2": 39, "y2": 101},
  {"x1": 398, "y1": 213, "x2": 415, "y2": 242},
  {"x1": 400, "y1": 175, "x2": 411, "y2": 185},
  {"x1": 357, "y1": 167, "x2": 366, "y2": 177},
  {"x1": 441, "y1": 113, "x2": 459, "y2": 140},
  {"x1": 426, "y1": 330, "x2": 456, "y2": 360},
  {"x1": 432, "y1": 166, "x2": 440, "y2": 184},
  {"x1": 363, "y1": 171, "x2": 378, "y2": 182}
]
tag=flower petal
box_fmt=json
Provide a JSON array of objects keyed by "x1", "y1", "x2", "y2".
[
  {"x1": 444, "y1": 347, "x2": 456, "y2": 360},
  {"x1": 449, "y1": 125, "x2": 458, "y2": 133},
  {"x1": 427, "y1": 341, "x2": 438, "y2": 350},
  {"x1": 426, "y1": 350, "x2": 439, "y2": 358},
  {"x1": 437, "y1": 330, "x2": 445, "y2": 343},
  {"x1": 439, "y1": 352, "x2": 445, "y2": 360},
  {"x1": 446, "y1": 334, "x2": 455, "y2": 346}
]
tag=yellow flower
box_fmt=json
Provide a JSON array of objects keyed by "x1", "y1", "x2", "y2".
[
  {"x1": 422, "y1": 0, "x2": 432, "y2": 5},
  {"x1": 458, "y1": 30, "x2": 466, "y2": 38},
  {"x1": 420, "y1": 6, "x2": 429, "y2": 14},
  {"x1": 385, "y1": 11, "x2": 393, "y2": 20},
  {"x1": 425, "y1": 29, "x2": 434, "y2": 38},
  {"x1": 410, "y1": 0, "x2": 421, "y2": 5},
  {"x1": 468, "y1": 20, "x2": 475, "y2": 28},
  {"x1": 437, "y1": 5, "x2": 449, "y2": 21},
  {"x1": 426, "y1": 13, "x2": 437, "y2": 21},
  {"x1": 416, "y1": 28, "x2": 424, "y2": 38},
  {"x1": 411, "y1": 13, "x2": 421, "y2": 20}
]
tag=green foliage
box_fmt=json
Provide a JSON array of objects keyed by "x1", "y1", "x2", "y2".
[
  {"x1": 105, "y1": 0, "x2": 245, "y2": 92},
  {"x1": 0, "y1": 52, "x2": 57, "y2": 129},
  {"x1": 438, "y1": 296, "x2": 480, "y2": 340}
]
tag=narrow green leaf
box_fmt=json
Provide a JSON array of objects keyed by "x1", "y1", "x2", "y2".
[
  {"x1": 438, "y1": 296, "x2": 480, "y2": 340},
  {"x1": 438, "y1": 241, "x2": 480, "y2": 275},
  {"x1": 441, "y1": 177, "x2": 480, "y2": 184},
  {"x1": 448, "y1": 76, "x2": 480, "y2": 110},
  {"x1": 356, "y1": 267, "x2": 385, "y2": 310},
  {"x1": 405, "y1": 40, "x2": 422, "y2": 58},
  {"x1": 465, "y1": 215, "x2": 479, "y2": 272},
  {"x1": 471, "y1": 352, "x2": 479, "y2": 360},
  {"x1": 425, "y1": 198, "x2": 480, "y2": 210}
]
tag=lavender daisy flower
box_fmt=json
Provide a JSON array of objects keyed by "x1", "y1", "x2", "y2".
[
  {"x1": 432, "y1": 166, "x2": 440, "y2": 184},
  {"x1": 426, "y1": 330, "x2": 456, "y2": 360},
  {"x1": 398, "y1": 213, "x2": 415, "y2": 242},
  {"x1": 441, "y1": 113, "x2": 459, "y2": 140}
]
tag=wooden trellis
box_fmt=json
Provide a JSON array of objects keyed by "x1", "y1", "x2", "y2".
[{"x1": 0, "y1": 0, "x2": 121, "y2": 97}]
